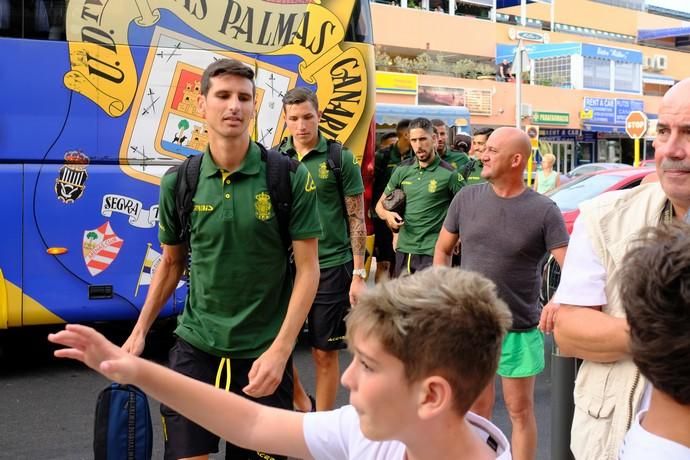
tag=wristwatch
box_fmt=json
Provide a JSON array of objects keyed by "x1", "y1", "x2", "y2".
[{"x1": 352, "y1": 268, "x2": 368, "y2": 280}]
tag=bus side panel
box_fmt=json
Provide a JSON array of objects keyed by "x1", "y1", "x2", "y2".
[
  {"x1": 22, "y1": 164, "x2": 183, "y2": 325},
  {"x1": 0, "y1": 165, "x2": 23, "y2": 328}
]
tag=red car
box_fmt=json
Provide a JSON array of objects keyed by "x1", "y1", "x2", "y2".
[
  {"x1": 540, "y1": 167, "x2": 655, "y2": 302},
  {"x1": 545, "y1": 167, "x2": 656, "y2": 234}
]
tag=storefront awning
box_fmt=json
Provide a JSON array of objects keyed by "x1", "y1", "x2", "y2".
[
  {"x1": 638, "y1": 27, "x2": 690, "y2": 41},
  {"x1": 642, "y1": 73, "x2": 675, "y2": 86},
  {"x1": 375, "y1": 103, "x2": 471, "y2": 131}
]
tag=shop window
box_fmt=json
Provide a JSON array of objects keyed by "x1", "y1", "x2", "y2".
[
  {"x1": 533, "y1": 56, "x2": 572, "y2": 88},
  {"x1": 583, "y1": 57, "x2": 611, "y2": 91},
  {"x1": 614, "y1": 62, "x2": 641, "y2": 93}
]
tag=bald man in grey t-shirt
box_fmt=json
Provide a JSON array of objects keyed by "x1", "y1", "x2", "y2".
[{"x1": 433, "y1": 127, "x2": 568, "y2": 460}]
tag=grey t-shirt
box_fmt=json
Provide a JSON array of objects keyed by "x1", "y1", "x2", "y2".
[{"x1": 444, "y1": 183, "x2": 569, "y2": 330}]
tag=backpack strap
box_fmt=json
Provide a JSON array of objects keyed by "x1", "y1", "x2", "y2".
[
  {"x1": 259, "y1": 143, "x2": 293, "y2": 252},
  {"x1": 174, "y1": 154, "x2": 203, "y2": 243},
  {"x1": 326, "y1": 139, "x2": 349, "y2": 233}
]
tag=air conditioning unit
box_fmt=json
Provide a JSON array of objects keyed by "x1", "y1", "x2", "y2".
[
  {"x1": 654, "y1": 54, "x2": 668, "y2": 70},
  {"x1": 521, "y1": 103, "x2": 533, "y2": 117},
  {"x1": 643, "y1": 56, "x2": 654, "y2": 70}
]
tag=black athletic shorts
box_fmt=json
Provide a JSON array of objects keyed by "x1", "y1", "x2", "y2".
[
  {"x1": 393, "y1": 251, "x2": 433, "y2": 278},
  {"x1": 161, "y1": 338, "x2": 293, "y2": 460},
  {"x1": 373, "y1": 218, "x2": 395, "y2": 263},
  {"x1": 308, "y1": 260, "x2": 353, "y2": 351}
]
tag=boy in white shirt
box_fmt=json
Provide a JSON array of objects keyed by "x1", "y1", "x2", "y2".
[
  {"x1": 48, "y1": 266, "x2": 512, "y2": 460},
  {"x1": 618, "y1": 223, "x2": 690, "y2": 460}
]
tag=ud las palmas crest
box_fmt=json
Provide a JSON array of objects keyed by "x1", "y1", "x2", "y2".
[
  {"x1": 63, "y1": 0, "x2": 371, "y2": 186},
  {"x1": 82, "y1": 222, "x2": 124, "y2": 276},
  {"x1": 255, "y1": 192, "x2": 273, "y2": 221},
  {"x1": 55, "y1": 150, "x2": 89, "y2": 203}
]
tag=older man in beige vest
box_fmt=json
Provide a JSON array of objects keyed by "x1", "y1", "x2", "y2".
[{"x1": 540, "y1": 79, "x2": 690, "y2": 459}]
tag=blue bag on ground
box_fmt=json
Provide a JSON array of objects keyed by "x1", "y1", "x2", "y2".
[{"x1": 94, "y1": 383, "x2": 153, "y2": 460}]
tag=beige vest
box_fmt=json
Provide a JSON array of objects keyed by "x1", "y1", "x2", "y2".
[{"x1": 570, "y1": 183, "x2": 668, "y2": 460}]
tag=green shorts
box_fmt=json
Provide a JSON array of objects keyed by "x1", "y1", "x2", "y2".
[{"x1": 497, "y1": 328, "x2": 545, "y2": 378}]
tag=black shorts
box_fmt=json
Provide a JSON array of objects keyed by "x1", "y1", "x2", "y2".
[
  {"x1": 373, "y1": 219, "x2": 395, "y2": 263},
  {"x1": 308, "y1": 261, "x2": 353, "y2": 351},
  {"x1": 161, "y1": 338, "x2": 293, "y2": 460},
  {"x1": 393, "y1": 251, "x2": 433, "y2": 278}
]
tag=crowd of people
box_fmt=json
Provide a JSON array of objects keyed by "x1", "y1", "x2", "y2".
[{"x1": 48, "y1": 59, "x2": 690, "y2": 460}]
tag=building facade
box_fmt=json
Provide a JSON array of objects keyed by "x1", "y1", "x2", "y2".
[{"x1": 371, "y1": 0, "x2": 689, "y2": 171}]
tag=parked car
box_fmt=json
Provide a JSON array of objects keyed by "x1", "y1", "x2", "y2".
[
  {"x1": 540, "y1": 167, "x2": 655, "y2": 303},
  {"x1": 560, "y1": 162, "x2": 631, "y2": 184}
]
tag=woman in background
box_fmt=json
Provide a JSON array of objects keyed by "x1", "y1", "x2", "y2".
[{"x1": 534, "y1": 153, "x2": 560, "y2": 194}]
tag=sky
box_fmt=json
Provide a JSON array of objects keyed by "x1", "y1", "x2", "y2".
[{"x1": 647, "y1": 0, "x2": 690, "y2": 14}]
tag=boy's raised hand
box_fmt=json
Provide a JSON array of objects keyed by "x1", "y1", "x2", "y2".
[{"x1": 49, "y1": 324, "x2": 138, "y2": 384}]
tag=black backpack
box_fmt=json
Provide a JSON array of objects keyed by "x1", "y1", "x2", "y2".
[
  {"x1": 94, "y1": 383, "x2": 153, "y2": 460},
  {"x1": 172, "y1": 143, "x2": 294, "y2": 252},
  {"x1": 324, "y1": 139, "x2": 348, "y2": 232}
]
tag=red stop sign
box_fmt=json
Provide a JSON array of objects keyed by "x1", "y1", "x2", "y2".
[{"x1": 625, "y1": 111, "x2": 648, "y2": 139}]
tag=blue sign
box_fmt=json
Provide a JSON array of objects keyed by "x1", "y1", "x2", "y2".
[
  {"x1": 583, "y1": 97, "x2": 645, "y2": 128},
  {"x1": 581, "y1": 44, "x2": 643, "y2": 64},
  {"x1": 584, "y1": 97, "x2": 616, "y2": 124},
  {"x1": 615, "y1": 99, "x2": 645, "y2": 124}
]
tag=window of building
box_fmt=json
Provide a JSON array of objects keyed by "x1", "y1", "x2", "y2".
[
  {"x1": 614, "y1": 62, "x2": 640, "y2": 92},
  {"x1": 533, "y1": 56, "x2": 572, "y2": 88},
  {"x1": 583, "y1": 56, "x2": 611, "y2": 90}
]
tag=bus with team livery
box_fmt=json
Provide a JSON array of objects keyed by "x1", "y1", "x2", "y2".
[{"x1": 0, "y1": 0, "x2": 376, "y2": 332}]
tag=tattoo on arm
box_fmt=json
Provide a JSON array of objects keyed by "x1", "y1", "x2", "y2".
[{"x1": 345, "y1": 194, "x2": 367, "y2": 257}]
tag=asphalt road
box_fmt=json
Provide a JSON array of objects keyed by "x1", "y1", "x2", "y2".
[{"x1": 0, "y1": 325, "x2": 555, "y2": 459}]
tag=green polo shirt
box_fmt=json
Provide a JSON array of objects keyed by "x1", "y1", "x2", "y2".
[
  {"x1": 440, "y1": 147, "x2": 470, "y2": 171},
  {"x1": 280, "y1": 135, "x2": 364, "y2": 269},
  {"x1": 158, "y1": 142, "x2": 321, "y2": 357},
  {"x1": 385, "y1": 154, "x2": 465, "y2": 256}
]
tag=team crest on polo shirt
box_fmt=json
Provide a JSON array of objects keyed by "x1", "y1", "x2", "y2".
[
  {"x1": 255, "y1": 192, "x2": 272, "y2": 221},
  {"x1": 428, "y1": 179, "x2": 438, "y2": 193},
  {"x1": 318, "y1": 162, "x2": 329, "y2": 180}
]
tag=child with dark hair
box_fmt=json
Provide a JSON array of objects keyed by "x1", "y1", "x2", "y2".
[{"x1": 618, "y1": 222, "x2": 690, "y2": 459}]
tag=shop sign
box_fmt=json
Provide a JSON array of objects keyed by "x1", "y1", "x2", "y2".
[
  {"x1": 532, "y1": 111, "x2": 569, "y2": 126},
  {"x1": 375, "y1": 72, "x2": 418, "y2": 95}
]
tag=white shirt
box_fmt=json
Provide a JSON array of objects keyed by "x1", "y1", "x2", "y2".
[
  {"x1": 553, "y1": 216, "x2": 607, "y2": 306},
  {"x1": 619, "y1": 410, "x2": 690, "y2": 460},
  {"x1": 303, "y1": 405, "x2": 511, "y2": 460}
]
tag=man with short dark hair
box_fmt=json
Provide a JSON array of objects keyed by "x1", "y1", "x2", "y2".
[
  {"x1": 122, "y1": 59, "x2": 322, "y2": 460},
  {"x1": 378, "y1": 131, "x2": 398, "y2": 150},
  {"x1": 377, "y1": 117, "x2": 465, "y2": 277},
  {"x1": 372, "y1": 119, "x2": 412, "y2": 281},
  {"x1": 279, "y1": 86, "x2": 366, "y2": 412},
  {"x1": 617, "y1": 223, "x2": 690, "y2": 459},
  {"x1": 435, "y1": 127, "x2": 568, "y2": 460},
  {"x1": 465, "y1": 127, "x2": 493, "y2": 185},
  {"x1": 431, "y1": 119, "x2": 470, "y2": 172}
]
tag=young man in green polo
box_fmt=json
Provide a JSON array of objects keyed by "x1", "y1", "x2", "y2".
[
  {"x1": 279, "y1": 87, "x2": 367, "y2": 412},
  {"x1": 122, "y1": 59, "x2": 321, "y2": 460},
  {"x1": 375, "y1": 117, "x2": 465, "y2": 277},
  {"x1": 431, "y1": 118, "x2": 470, "y2": 172}
]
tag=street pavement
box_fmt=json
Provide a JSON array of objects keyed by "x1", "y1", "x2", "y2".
[{"x1": 0, "y1": 323, "x2": 555, "y2": 459}]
